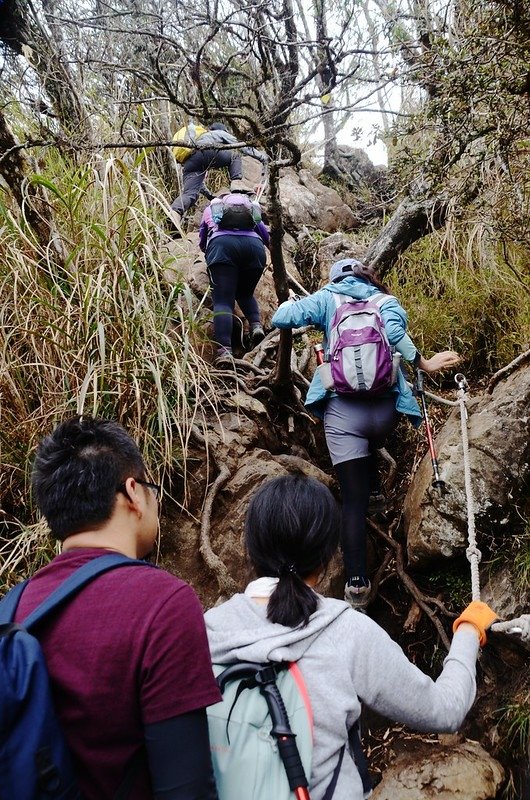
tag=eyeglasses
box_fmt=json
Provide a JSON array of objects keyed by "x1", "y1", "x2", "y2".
[
  {"x1": 118, "y1": 479, "x2": 161, "y2": 501},
  {"x1": 136, "y1": 479, "x2": 161, "y2": 500}
]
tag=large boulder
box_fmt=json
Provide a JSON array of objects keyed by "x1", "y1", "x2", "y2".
[
  {"x1": 322, "y1": 145, "x2": 384, "y2": 188},
  {"x1": 372, "y1": 740, "x2": 504, "y2": 800},
  {"x1": 279, "y1": 168, "x2": 359, "y2": 233},
  {"x1": 404, "y1": 366, "x2": 530, "y2": 568}
]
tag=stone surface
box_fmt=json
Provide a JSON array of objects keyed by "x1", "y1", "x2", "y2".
[
  {"x1": 323, "y1": 145, "x2": 384, "y2": 188},
  {"x1": 372, "y1": 740, "x2": 504, "y2": 800},
  {"x1": 279, "y1": 168, "x2": 358, "y2": 233},
  {"x1": 404, "y1": 366, "x2": 530, "y2": 568}
]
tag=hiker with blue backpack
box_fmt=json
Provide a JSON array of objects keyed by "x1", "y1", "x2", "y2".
[
  {"x1": 199, "y1": 183, "x2": 270, "y2": 363},
  {"x1": 205, "y1": 474, "x2": 498, "y2": 800},
  {"x1": 0, "y1": 416, "x2": 221, "y2": 800},
  {"x1": 271, "y1": 259, "x2": 460, "y2": 610}
]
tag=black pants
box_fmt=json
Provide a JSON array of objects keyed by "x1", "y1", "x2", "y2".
[
  {"x1": 206, "y1": 235, "x2": 266, "y2": 349},
  {"x1": 171, "y1": 149, "x2": 243, "y2": 215},
  {"x1": 334, "y1": 452, "x2": 382, "y2": 581}
]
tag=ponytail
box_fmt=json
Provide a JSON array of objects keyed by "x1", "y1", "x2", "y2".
[
  {"x1": 352, "y1": 262, "x2": 389, "y2": 294},
  {"x1": 268, "y1": 572, "x2": 318, "y2": 628},
  {"x1": 245, "y1": 475, "x2": 340, "y2": 628}
]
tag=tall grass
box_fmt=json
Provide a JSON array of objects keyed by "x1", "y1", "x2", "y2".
[
  {"x1": 386, "y1": 221, "x2": 530, "y2": 377},
  {"x1": 0, "y1": 148, "x2": 222, "y2": 584}
]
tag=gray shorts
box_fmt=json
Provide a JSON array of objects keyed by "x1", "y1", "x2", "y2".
[{"x1": 324, "y1": 395, "x2": 398, "y2": 465}]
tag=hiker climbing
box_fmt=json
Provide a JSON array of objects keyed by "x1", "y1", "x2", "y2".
[
  {"x1": 170, "y1": 122, "x2": 268, "y2": 230},
  {"x1": 199, "y1": 185, "x2": 269, "y2": 363},
  {"x1": 205, "y1": 474, "x2": 499, "y2": 800},
  {"x1": 272, "y1": 258, "x2": 460, "y2": 610}
]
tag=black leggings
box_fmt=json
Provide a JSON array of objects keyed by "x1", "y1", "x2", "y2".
[
  {"x1": 334, "y1": 452, "x2": 380, "y2": 581},
  {"x1": 206, "y1": 235, "x2": 266, "y2": 349}
]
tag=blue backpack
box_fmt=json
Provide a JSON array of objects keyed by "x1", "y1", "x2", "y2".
[{"x1": 0, "y1": 553, "x2": 149, "y2": 800}]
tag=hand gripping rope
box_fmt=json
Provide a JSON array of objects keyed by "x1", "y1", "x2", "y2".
[
  {"x1": 452, "y1": 374, "x2": 529, "y2": 640},
  {"x1": 408, "y1": 372, "x2": 529, "y2": 641}
]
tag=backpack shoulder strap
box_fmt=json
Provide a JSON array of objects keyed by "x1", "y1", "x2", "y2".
[
  {"x1": 21, "y1": 553, "x2": 152, "y2": 631},
  {"x1": 322, "y1": 720, "x2": 371, "y2": 800},
  {"x1": 331, "y1": 292, "x2": 349, "y2": 310},
  {"x1": 289, "y1": 661, "x2": 313, "y2": 737},
  {"x1": 349, "y1": 720, "x2": 372, "y2": 796},
  {"x1": 371, "y1": 292, "x2": 396, "y2": 308},
  {"x1": 0, "y1": 579, "x2": 30, "y2": 624},
  {"x1": 322, "y1": 744, "x2": 345, "y2": 800}
]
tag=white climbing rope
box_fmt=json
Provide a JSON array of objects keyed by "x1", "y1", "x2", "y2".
[
  {"x1": 454, "y1": 374, "x2": 481, "y2": 602},
  {"x1": 429, "y1": 372, "x2": 529, "y2": 640}
]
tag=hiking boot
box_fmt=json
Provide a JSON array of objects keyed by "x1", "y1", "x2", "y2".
[
  {"x1": 250, "y1": 324, "x2": 265, "y2": 348},
  {"x1": 231, "y1": 315, "x2": 245, "y2": 353},
  {"x1": 214, "y1": 347, "x2": 234, "y2": 366},
  {"x1": 344, "y1": 578, "x2": 371, "y2": 612},
  {"x1": 167, "y1": 210, "x2": 184, "y2": 239}
]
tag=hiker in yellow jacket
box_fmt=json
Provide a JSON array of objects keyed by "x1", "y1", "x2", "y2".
[{"x1": 170, "y1": 122, "x2": 268, "y2": 225}]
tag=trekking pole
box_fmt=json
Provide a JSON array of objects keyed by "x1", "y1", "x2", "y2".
[
  {"x1": 414, "y1": 369, "x2": 447, "y2": 495},
  {"x1": 255, "y1": 669, "x2": 311, "y2": 800}
]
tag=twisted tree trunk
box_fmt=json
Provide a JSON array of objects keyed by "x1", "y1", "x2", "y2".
[{"x1": 0, "y1": 111, "x2": 66, "y2": 265}]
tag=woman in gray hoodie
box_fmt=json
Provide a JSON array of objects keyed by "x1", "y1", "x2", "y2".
[{"x1": 205, "y1": 475, "x2": 497, "y2": 800}]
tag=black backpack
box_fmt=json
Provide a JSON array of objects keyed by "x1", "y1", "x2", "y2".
[{"x1": 210, "y1": 193, "x2": 261, "y2": 230}]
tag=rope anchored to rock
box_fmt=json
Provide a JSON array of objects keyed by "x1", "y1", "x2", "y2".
[{"x1": 445, "y1": 372, "x2": 529, "y2": 641}]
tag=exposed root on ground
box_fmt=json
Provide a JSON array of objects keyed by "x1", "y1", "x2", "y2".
[
  {"x1": 487, "y1": 348, "x2": 530, "y2": 393},
  {"x1": 369, "y1": 518, "x2": 454, "y2": 650},
  {"x1": 199, "y1": 464, "x2": 238, "y2": 597}
]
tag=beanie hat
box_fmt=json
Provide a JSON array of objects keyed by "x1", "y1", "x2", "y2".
[{"x1": 329, "y1": 258, "x2": 364, "y2": 283}]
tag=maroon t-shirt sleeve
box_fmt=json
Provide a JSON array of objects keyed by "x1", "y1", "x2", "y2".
[{"x1": 139, "y1": 581, "x2": 222, "y2": 725}]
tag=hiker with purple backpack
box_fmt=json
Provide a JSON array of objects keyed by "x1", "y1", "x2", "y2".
[
  {"x1": 199, "y1": 183, "x2": 270, "y2": 364},
  {"x1": 272, "y1": 259, "x2": 460, "y2": 610}
]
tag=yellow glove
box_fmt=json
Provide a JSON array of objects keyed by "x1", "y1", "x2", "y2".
[{"x1": 453, "y1": 600, "x2": 498, "y2": 646}]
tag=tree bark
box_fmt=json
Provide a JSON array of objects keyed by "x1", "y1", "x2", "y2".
[
  {"x1": 364, "y1": 192, "x2": 450, "y2": 276},
  {"x1": 0, "y1": 110, "x2": 66, "y2": 265},
  {"x1": 268, "y1": 162, "x2": 294, "y2": 387},
  {"x1": 0, "y1": 0, "x2": 93, "y2": 143}
]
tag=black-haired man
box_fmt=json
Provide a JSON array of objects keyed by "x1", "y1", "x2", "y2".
[{"x1": 14, "y1": 416, "x2": 220, "y2": 800}]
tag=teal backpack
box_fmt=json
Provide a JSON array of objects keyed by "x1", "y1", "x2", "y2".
[
  {"x1": 207, "y1": 661, "x2": 312, "y2": 800},
  {"x1": 207, "y1": 660, "x2": 371, "y2": 800}
]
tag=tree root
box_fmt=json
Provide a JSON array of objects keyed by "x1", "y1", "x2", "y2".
[
  {"x1": 199, "y1": 464, "x2": 238, "y2": 597},
  {"x1": 368, "y1": 518, "x2": 453, "y2": 650},
  {"x1": 487, "y1": 348, "x2": 530, "y2": 394},
  {"x1": 378, "y1": 447, "x2": 397, "y2": 492}
]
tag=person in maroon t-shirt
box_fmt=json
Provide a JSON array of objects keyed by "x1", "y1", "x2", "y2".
[{"x1": 14, "y1": 416, "x2": 221, "y2": 800}]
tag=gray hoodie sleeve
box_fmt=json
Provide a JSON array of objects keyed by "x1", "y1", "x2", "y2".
[
  {"x1": 205, "y1": 129, "x2": 268, "y2": 164},
  {"x1": 349, "y1": 615, "x2": 479, "y2": 732}
]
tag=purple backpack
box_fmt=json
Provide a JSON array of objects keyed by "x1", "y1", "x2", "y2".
[{"x1": 326, "y1": 292, "x2": 395, "y2": 395}]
